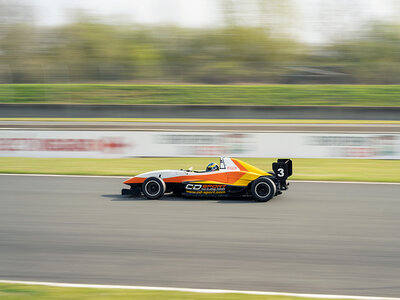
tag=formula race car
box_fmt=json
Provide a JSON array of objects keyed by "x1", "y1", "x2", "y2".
[{"x1": 122, "y1": 157, "x2": 292, "y2": 202}]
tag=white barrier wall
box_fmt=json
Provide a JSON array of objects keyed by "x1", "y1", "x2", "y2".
[{"x1": 0, "y1": 130, "x2": 399, "y2": 159}]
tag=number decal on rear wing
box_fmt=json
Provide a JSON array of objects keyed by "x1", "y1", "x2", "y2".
[{"x1": 272, "y1": 159, "x2": 293, "y2": 182}]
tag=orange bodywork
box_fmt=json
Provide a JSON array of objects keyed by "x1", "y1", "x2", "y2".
[
  {"x1": 124, "y1": 177, "x2": 151, "y2": 184},
  {"x1": 124, "y1": 158, "x2": 270, "y2": 187}
]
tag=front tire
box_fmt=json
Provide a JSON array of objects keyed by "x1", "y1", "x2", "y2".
[
  {"x1": 142, "y1": 177, "x2": 166, "y2": 199},
  {"x1": 251, "y1": 177, "x2": 276, "y2": 202}
]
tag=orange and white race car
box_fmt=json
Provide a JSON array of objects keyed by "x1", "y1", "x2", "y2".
[{"x1": 122, "y1": 157, "x2": 292, "y2": 202}]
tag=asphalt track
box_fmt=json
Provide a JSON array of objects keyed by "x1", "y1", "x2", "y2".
[
  {"x1": 1, "y1": 175, "x2": 400, "y2": 297},
  {"x1": 1, "y1": 120, "x2": 400, "y2": 133}
]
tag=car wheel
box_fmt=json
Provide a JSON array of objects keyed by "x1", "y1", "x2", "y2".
[
  {"x1": 251, "y1": 177, "x2": 276, "y2": 202},
  {"x1": 142, "y1": 177, "x2": 166, "y2": 199}
]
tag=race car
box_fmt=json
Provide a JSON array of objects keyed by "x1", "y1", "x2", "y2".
[{"x1": 122, "y1": 157, "x2": 292, "y2": 202}]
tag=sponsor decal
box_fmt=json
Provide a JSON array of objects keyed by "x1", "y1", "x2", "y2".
[
  {"x1": 185, "y1": 184, "x2": 202, "y2": 190},
  {"x1": 185, "y1": 184, "x2": 226, "y2": 194}
]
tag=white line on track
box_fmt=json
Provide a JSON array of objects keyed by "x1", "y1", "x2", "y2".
[
  {"x1": 0, "y1": 173, "x2": 127, "y2": 179},
  {"x1": 1, "y1": 173, "x2": 399, "y2": 185},
  {"x1": 0, "y1": 280, "x2": 399, "y2": 300}
]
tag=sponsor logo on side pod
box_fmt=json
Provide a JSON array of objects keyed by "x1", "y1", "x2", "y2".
[
  {"x1": 185, "y1": 184, "x2": 202, "y2": 190},
  {"x1": 186, "y1": 184, "x2": 226, "y2": 191}
]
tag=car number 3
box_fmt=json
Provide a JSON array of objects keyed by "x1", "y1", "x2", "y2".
[{"x1": 277, "y1": 168, "x2": 285, "y2": 177}]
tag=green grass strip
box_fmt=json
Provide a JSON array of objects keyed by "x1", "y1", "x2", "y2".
[
  {"x1": 1, "y1": 117, "x2": 400, "y2": 124},
  {"x1": 0, "y1": 282, "x2": 364, "y2": 300},
  {"x1": 1, "y1": 157, "x2": 399, "y2": 182},
  {"x1": 1, "y1": 84, "x2": 400, "y2": 106}
]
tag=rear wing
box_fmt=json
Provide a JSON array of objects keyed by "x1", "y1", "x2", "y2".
[{"x1": 272, "y1": 159, "x2": 293, "y2": 182}]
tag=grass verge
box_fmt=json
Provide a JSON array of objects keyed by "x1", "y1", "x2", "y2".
[
  {"x1": 1, "y1": 84, "x2": 400, "y2": 106},
  {"x1": 0, "y1": 157, "x2": 399, "y2": 182},
  {"x1": 1, "y1": 117, "x2": 400, "y2": 124},
  {"x1": 0, "y1": 282, "x2": 362, "y2": 300}
]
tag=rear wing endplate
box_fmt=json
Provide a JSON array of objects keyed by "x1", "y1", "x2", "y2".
[{"x1": 272, "y1": 159, "x2": 293, "y2": 181}]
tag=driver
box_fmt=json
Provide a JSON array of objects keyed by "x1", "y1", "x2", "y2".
[{"x1": 206, "y1": 162, "x2": 219, "y2": 172}]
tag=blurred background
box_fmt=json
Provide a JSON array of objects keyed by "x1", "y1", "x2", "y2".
[
  {"x1": 2, "y1": 2, "x2": 400, "y2": 299},
  {"x1": 1, "y1": 0, "x2": 400, "y2": 84}
]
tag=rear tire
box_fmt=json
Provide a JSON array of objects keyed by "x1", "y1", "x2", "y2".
[
  {"x1": 142, "y1": 177, "x2": 166, "y2": 199},
  {"x1": 251, "y1": 177, "x2": 276, "y2": 202}
]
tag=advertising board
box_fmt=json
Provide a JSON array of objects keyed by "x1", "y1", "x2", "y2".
[{"x1": 0, "y1": 130, "x2": 399, "y2": 159}]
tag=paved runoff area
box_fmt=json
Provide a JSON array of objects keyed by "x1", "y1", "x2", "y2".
[{"x1": 0, "y1": 175, "x2": 400, "y2": 297}]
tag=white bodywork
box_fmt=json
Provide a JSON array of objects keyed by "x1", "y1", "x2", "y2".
[{"x1": 134, "y1": 157, "x2": 240, "y2": 180}]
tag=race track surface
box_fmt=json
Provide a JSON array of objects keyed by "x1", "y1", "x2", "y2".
[{"x1": 0, "y1": 175, "x2": 399, "y2": 297}]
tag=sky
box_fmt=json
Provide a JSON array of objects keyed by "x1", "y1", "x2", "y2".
[
  {"x1": 28, "y1": 0, "x2": 219, "y2": 27},
  {"x1": 24, "y1": 0, "x2": 399, "y2": 43}
]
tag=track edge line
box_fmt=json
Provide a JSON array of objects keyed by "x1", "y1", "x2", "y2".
[{"x1": 0, "y1": 280, "x2": 399, "y2": 300}]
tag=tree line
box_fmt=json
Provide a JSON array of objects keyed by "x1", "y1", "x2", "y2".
[{"x1": 1, "y1": 9, "x2": 400, "y2": 84}]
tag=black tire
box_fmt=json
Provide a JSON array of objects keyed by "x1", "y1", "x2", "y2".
[
  {"x1": 251, "y1": 177, "x2": 276, "y2": 202},
  {"x1": 142, "y1": 177, "x2": 166, "y2": 199}
]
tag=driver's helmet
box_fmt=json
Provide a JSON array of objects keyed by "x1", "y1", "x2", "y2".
[{"x1": 206, "y1": 162, "x2": 219, "y2": 172}]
